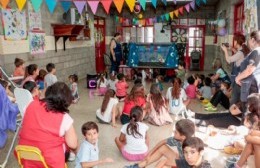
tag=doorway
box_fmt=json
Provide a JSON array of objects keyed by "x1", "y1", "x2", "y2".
[{"x1": 94, "y1": 16, "x2": 106, "y2": 73}]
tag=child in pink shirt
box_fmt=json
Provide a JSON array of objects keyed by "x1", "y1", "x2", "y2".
[
  {"x1": 115, "y1": 73, "x2": 129, "y2": 101},
  {"x1": 185, "y1": 75, "x2": 197, "y2": 99}
]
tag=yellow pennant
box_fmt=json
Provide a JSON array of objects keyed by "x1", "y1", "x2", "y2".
[
  {"x1": 16, "y1": 0, "x2": 27, "y2": 11},
  {"x1": 169, "y1": 11, "x2": 174, "y2": 19},
  {"x1": 0, "y1": 0, "x2": 10, "y2": 8},
  {"x1": 125, "y1": 0, "x2": 135, "y2": 12},
  {"x1": 113, "y1": 0, "x2": 124, "y2": 13}
]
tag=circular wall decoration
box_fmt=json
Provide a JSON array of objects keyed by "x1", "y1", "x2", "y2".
[{"x1": 172, "y1": 28, "x2": 187, "y2": 43}]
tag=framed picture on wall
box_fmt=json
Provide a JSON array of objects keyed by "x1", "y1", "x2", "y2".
[
  {"x1": 179, "y1": 19, "x2": 188, "y2": 25},
  {"x1": 29, "y1": 31, "x2": 46, "y2": 55}
]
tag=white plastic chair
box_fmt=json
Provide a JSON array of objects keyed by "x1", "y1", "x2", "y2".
[
  {"x1": 0, "y1": 67, "x2": 23, "y2": 88},
  {"x1": 0, "y1": 88, "x2": 33, "y2": 168}
]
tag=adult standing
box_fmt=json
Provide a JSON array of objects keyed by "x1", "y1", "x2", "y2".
[
  {"x1": 236, "y1": 30, "x2": 260, "y2": 112},
  {"x1": 220, "y1": 34, "x2": 250, "y2": 105},
  {"x1": 110, "y1": 33, "x2": 123, "y2": 75},
  {"x1": 18, "y1": 82, "x2": 78, "y2": 167}
]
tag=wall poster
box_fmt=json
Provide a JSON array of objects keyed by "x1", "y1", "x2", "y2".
[{"x1": 29, "y1": 31, "x2": 46, "y2": 55}]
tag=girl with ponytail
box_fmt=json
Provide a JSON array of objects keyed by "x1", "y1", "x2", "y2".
[
  {"x1": 115, "y1": 106, "x2": 149, "y2": 161},
  {"x1": 166, "y1": 77, "x2": 190, "y2": 115}
]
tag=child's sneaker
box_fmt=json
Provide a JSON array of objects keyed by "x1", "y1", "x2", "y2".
[
  {"x1": 67, "y1": 152, "x2": 76, "y2": 162},
  {"x1": 124, "y1": 163, "x2": 139, "y2": 168},
  {"x1": 202, "y1": 99, "x2": 209, "y2": 104},
  {"x1": 204, "y1": 102, "x2": 213, "y2": 107},
  {"x1": 205, "y1": 106, "x2": 217, "y2": 112}
]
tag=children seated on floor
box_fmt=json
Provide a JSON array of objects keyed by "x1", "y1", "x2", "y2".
[
  {"x1": 197, "y1": 77, "x2": 212, "y2": 103},
  {"x1": 68, "y1": 74, "x2": 79, "y2": 103},
  {"x1": 13, "y1": 58, "x2": 25, "y2": 84},
  {"x1": 146, "y1": 83, "x2": 173, "y2": 126},
  {"x1": 21, "y1": 64, "x2": 39, "y2": 87},
  {"x1": 115, "y1": 106, "x2": 149, "y2": 161},
  {"x1": 44, "y1": 63, "x2": 57, "y2": 88},
  {"x1": 155, "y1": 75, "x2": 164, "y2": 92},
  {"x1": 185, "y1": 75, "x2": 197, "y2": 99},
  {"x1": 125, "y1": 119, "x2": 195, "y2": 168},
  {"x1": 23, "y1": 81, "x2": 41, "y2": 99},
  {"x1": 106, "y1": 73, "x2": 118, "y2": 92},
  {"x1": 75, "y1": 122, "x2": 114, "y2": 168},
  {"x1": 115, "y1": 73, "x2": 129, "y2": 101},
  {"x1": 36, "y1": 69, "x2": 47, "y2": 91},
  {"x1": 96, "y1": 89, "x2": 119, "y2": 127},
  {"x1": 175, "y1": 61, "x2": 186, "y2": 82}
]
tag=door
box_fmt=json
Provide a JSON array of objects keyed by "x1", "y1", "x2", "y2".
[{"x1": 94, "y1": 16, "x2": 106, "y2": 73}]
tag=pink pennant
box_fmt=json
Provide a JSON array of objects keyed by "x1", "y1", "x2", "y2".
[
  {"x1": 173, "y1": 0, "x2": 176, "y2": 4},
  {"x1": 88, "y1": 1, "x2": 99, "y2": 14},
  {"x1": 73, "y1": 1, "x2": 86, "y2": 14},
  {"x1": 185, "y1": 4, "x2": 190, "y2": 13},
  {"x1": 190, "y1": 0, "x2": 195, "y2": 10},
  {"x1": 101, "y1": 0, "x2": 112, "y2": 14}
]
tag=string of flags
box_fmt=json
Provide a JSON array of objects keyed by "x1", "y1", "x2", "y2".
[
  {"x1": 116, "y1": 0, "x2": 207, "y2": 26},
  {"x1": 0, "y1": 0, "x2": 206, "y2": 15}
]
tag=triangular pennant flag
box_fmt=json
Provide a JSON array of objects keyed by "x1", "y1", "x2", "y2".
[
  {"x1": 45, "y1": 0, "x2": 57, "y2": 14},
  {"x1": 165, "y1": 13, "x2": 169, "y2": 21},
  {"x1": 179, "y1": 6, "x2": 184, "y2": 15},
  {"x1": 151, "y1": 0, "x2": 156, "y2": 8},
  {"x1": 113, "y1": 0, "x2": 124, "y2": 13},
  {"x1": 87, "y1": 1, "x2": 99, "y2": 14},
  {"x1": 169, "y1": 11, "x2": 174, "y2": 19},
  {"x1": 174, "y1": 10, "x2": 179, "y2": 18},
  {"x1": 161, "y1": 0, "x2": 166, "y2": 6},
  {"x1": 196, "y1": 0, "x2": 201, "y2": 6},
  {"x1": 30, "y1": 0, "x2": 43, "y2": 12},
  {"x1": 202, "y1": 0, "x2": 206, "y2": 4},
  {"x1": 173, "y1": 0, "x2": 176, "y2": 4},
  {"x1": 160, "y1": 15, "x2": 165, "y2": 22},
  {"x1": 16, "y1": 0, "x2": 26, "y2": 11},
  {"x1": 190, "y1": 0, "x2": 195, "y2": 10},
  {"x1": 101, "y1": 0, "x2": 112, "y2": 14},
  {"x1": 125, "y1": 0, "x2": 135, "y2": 12},
  {"x1": 60, "y1": 1, "x2": 71, "y2": 13},
  {"x1": 0, "y1": 0, "x2": 10, "y2": 9},
  {"x1": 185, "y1": 4, "x2": 190, "y2": 13},
  {"x1": 74, "y1": 1, "x2": 86, "y2": 14},
  {"x1": 139, "y1": 0, "x2": 146, "y2": 10}
]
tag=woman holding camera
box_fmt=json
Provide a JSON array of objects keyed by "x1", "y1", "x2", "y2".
[{"x1": 220, "y1": 34, "x2": 250, "y2": 105}]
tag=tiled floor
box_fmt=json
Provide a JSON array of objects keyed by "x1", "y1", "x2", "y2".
[{"x1": 0, "y1": 80, "x2": 254, "y2": 168}]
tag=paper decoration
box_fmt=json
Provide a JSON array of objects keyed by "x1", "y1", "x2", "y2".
[
  {"x1": 29, "y1": 31, "x2": 46, "y2": 55},
  {"x1": 185, "y1": 4, "x2": 190, "y2": 13},
  {"x1": 2, "y1": 9, "x2": 27, "y2": 40},
  {"x1": 173, "y1": 0, "x2": 176, "y2": 4},
  {"x1": 113, "y1": 0, "x2": 124, "y2": 13},
  {"x1": 174, "y1": 10, "x2": 179, "y2": 17},
  {"x1": 151, "y1": 0, "x2": 156, "y2": 8},
  {"x1": 139, "y1": 0, "x2": 146, "y2": 10},
  {"x1": 179, "y1": 6, "x2": 184, "y2": 15},
  {"x1": 30, "y1": 0, "x2": 43, "y2": 12},
  {"x1": 0, "y1": 0, "x2": 10, "y2": 9},
  {"x1": 195, "y1": 0, "x2": 201, "y2": 6},
  {"x1": 161, "y1": 0, "x2": 166, "y2": 6},
  {"x1": 28, "y1": 1, "x2": 42, "y2": 30},
  {"x1": 45, "y1": 0, "x2": 57, "y2": 14},
  {"x1": 169, "y1": 12, "x2": 174, "y2": 19},
  {"x1": 190, "y1": 0, "x2": 196, "y2": 10},
  {"x1": 125, "y1": 0, "x2": 135, "y2": 12},
  {"x1": 16, "y1": 0, "x2": 26, "y2": 11},
  {"x1": 202, "y1": 0, "x2": 207, "y2": 4},
  {"x1": 74, "y1": 1, "x2": 86, "y2": 14},
  {"x1": 88, "y1": 1, "x2": 99, "y2": 14},
  {"x1": 164, "y1": 13, "x2": 169, "y2": 21},
  {"x1": 172, "y1": 28, "x2": 187, "y2": 43},
  {"x1": 101, "y1": 0, "x2": 113, "y2": 14},
  {"x1": 61, "y1": 1, "x2": 72, "y2": 12}
]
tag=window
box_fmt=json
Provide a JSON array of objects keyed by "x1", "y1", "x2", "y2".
[
  {"x1": 122, "y1": 26, "x2": 153, "y2": 43},
  {"x1": 234, "y1": 2, "x2": 245, "y2": 34}
]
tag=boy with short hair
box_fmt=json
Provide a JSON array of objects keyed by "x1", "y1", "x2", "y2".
[
  {"x1": 125, "y1": 119, "x2": 195, "y2": 168},
  {"x1": 75, "y1": 121, "x2": 113, "y2": 168},
  {"x1": 44, "y1": 63, "x2": 57, "y2": 88}
]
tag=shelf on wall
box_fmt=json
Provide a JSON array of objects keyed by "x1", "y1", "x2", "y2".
[{"x1": 52, "y1": 24, "x2": 90, "y2": 52}]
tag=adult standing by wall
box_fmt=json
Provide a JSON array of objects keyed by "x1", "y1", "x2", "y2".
[
  {"x1": 220, "y1": 34, "x2": 250, "y2": 105},
  {"x1": 110, "y1": 33, "x2": 123, "y2": 75},
  {"x1": 236, "y1": 30, "x2": 260, "y2": 113}
]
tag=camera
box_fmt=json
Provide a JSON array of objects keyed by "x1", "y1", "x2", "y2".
[{"x1": 222, "y1": 43, "x2": 229, "y2": 47}]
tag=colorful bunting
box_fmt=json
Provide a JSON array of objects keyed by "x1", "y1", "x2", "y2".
[
  {"x1": 45, "y1": 0, "x2": 57, "y2": 14},
  {"x1": 74, "y1": 1, "x2": 86, "y2": 14},
  {"x1": 185, "y1": 4, "x2": 190, "y2": 13},
  {"x1": 125, "y1": 0, "x2": 135, "y2": 12},
  {"x1": 161, "y1": 0, "x2": 166, "y2": 6},
  {"x1": 139, "y1": 0, "x2": 146, "y2": 10},
  {"x1": 151, "y1": 0, "x2": 156, "y2": 8},
  {"x1": 173, "y1": 0, "x2": 176, "y2": 5},
  {"x1": 190, "y1": 0, "x2": 196, "y2": 10},
  {"x1": 30, "y1": 0, "x2": 43, "y2": 12},
  {"x1": 164, "y1": 13, "x2": 169, "y2": 21},
  {"x1": 113, "y1": 0, "x2": 124, "y2": 13},
  {"x1": 178, "y1": 6, "x2": 184, "y2": 15},
  {"x1": 101, "y1": 0, "x2": 112, "y2": 14},
  {"x1": 60, "y1": 1, "x2": 71, "y2": 13},
  {"x1": 202, "y1": 0, "x2": 207, "y2": 4},
  {"x1": 88, "y1": 1, "x2": 99, "y2": 14},
  {"x1": 169, "y1": 11, "x2": 174, "y2": 19},
  {"x1": 174, "y1": 10, "x2": 179, "y2": 18},
  {"x1": 16, "y1": 0, "x2": 26, "y2": 11},
  {"x1": 195, "y1": 0, "x2": 201, "y2": 6},
  {"x1": 0, "y1": 0, "x2": 10, "y2": 9}
]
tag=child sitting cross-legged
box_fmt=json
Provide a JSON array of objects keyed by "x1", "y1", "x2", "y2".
[
  {"x1": 125, "y1": 119, "x2": 195, "y2": 168},
  {"x1": 75, "y1": 122, "x2": 114, "y2": 168}
]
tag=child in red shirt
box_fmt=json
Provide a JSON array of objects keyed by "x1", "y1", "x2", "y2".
[{"x1": 115, "y1": 73, "x2": 129, "y2": 101}]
